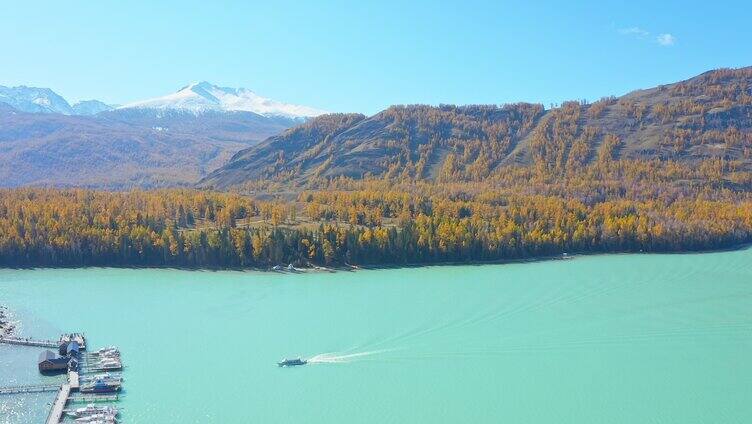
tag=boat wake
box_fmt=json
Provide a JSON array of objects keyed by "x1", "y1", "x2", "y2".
[{"x1": 307, "y1": 349, "x2": 393, "y2": 364}]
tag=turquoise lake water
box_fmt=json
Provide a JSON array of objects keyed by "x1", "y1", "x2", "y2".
[{"x1": 1, "y1": 249, "x2": 751, "y2": 423}]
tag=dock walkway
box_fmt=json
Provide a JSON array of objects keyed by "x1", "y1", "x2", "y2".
[
  {"x1": 0, "y1": 336, "x2": 58, "y2": 348},
  {"x1": 68, "y1": 370, "x2": 80, "y2": 390},
  {"x1": 45, "y1": 383, "x2": 70, "y2": 424},
  {"x1": 0, "y1": 383, "x2": 61, "y2": 395},
  {"x1": 0, "y1": 334, "x2": 88, "y2": 350}
]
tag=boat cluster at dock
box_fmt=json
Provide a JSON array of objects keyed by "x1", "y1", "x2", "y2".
[
  {"x1": 79, "y1": 347, "x2": 123, "y2": 395},
  {"x1": 0, "y1": 327, "x2": 125, "y2": 423},
  {"x1": 87, "y1": 346, "x2": 123, "y2": 371}
]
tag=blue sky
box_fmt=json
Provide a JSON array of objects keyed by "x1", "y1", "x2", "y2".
[{"x1": 1, "y1": 0, "x2": 750, "y2": 114}]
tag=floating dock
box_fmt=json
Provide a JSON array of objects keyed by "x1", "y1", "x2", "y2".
[{"x1": 68, "y1": 393, "x2": 119, "y2": 403}]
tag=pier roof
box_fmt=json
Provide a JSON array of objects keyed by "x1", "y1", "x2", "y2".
[
  {"x1": 38, "y1": 350, "x2": 55, "y2": 362},
  {"x1": 66, "y1": 341, "x2": 80, "y2": 355}
]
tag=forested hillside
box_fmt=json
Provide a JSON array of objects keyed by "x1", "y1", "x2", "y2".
[
  {"x1": 2, "y1": 67, "x2": 752, "y2": 269},
  {"x1": 201, "y1": 67, "x2": 752, "y2": 189}
]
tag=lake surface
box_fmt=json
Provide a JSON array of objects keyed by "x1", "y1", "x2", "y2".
[{"x1": 1, "y1": 249, "x2": 751, "y2": 423}]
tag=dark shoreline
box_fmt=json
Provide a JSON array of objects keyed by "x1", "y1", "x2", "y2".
[
  {"x1": 0, "y1": 242, "x2": 749, "y2": 273},
  {"x1": 354, "y1": 242, "x2": 752, "y2": 272}
]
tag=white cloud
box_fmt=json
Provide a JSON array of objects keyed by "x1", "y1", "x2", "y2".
[
  {"x1": 619, "y1": 27, "x2": 650, "y2": 37},
  {"x1": 619, "y1": 27, "x2": 677, "y2": 47},
  {"x1": 656, "y1": 33, "x2": 676, "y2": 46}
]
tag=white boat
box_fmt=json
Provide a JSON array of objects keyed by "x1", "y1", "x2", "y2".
[
  {"x1": 84, "y1": 372, "x2": 122, "y2": 380},
  {"x1": 93, "y1": 351, "x2": 119, "y2": 356},
  {"x1": 75, "y1": 418, "x2": 116, "y2": 424},
  {"x1": 91, "y1": 353, "x2": 119, "y2": 358},
  {"x1": 66, "y1": 404, "x2": 118, "y2": 418},
  {"x1": 74, "y1": 413, "x2": 117, "y2": 423},
  {"x1": 95, "y1": 363, "x2": 122, "y2": 370},
  {"x1": 92, "y1": 354, "x2": 121, "y2": 362},
  {"x1": 92, "y1": 346, "x2": 119, "y2": 355}
]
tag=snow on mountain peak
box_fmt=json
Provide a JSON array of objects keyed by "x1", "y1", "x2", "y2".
[
  {"x1": 0, "y1": 85, "x2": 74, "y2": 115},
  {"x1": 119, "y1": 82, "x2": 326, "y2": 119}
]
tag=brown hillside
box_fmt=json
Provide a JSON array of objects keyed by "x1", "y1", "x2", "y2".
[{"x1": 201, "y1": 67, "x2": 752, "y2": 189}]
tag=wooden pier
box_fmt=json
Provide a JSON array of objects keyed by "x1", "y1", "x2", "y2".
[
  {"x1": 0, "y1": 383, "x2": 61, "y2": 395},
  {"x1": 68, "y1": 370, "x2": 80, "y2": 390},
  {"x1": 45, "y1": 383, "x2": 70, "y2": 424},
  {"x1": 0, "y1": 333, "x2": 87, "y2": 349},
  {"x1": 0, "y1": 336, "x2": 58, "y2": 348},
  {"x1": 37, "y1": 370, "x2": 82, "y2": 424}
]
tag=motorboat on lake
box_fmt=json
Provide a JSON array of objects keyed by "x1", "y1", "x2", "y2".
[{"x1": 278, "y1": 358, "x2": 307, "y2": 367}]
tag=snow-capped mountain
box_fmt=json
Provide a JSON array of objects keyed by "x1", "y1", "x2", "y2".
[
  {"x1": 72, "y1": 100, "x2": 114, "y2": 115},
  {"x1": 119, "y1": 81, "x2": 326, "y2": 119},
  {"x1": 0, "y1": 82, "x2": 326, "y2": 119},
  {"x1": 0, "y1": 81, "x2": 326, "y2": 188},
  {"x1": 0, "y1": 85, "x2": 117, "y2": 116},
  {"x1": 0, "y1": 85, "x2": 74, "y2": 115}
]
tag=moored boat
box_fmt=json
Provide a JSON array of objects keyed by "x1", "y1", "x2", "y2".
[
  {"x1": 74, "y1": 413, "x2": 117, "y2": 423},
  {"x1": 66, "y1": 404, "x2": 118, "y2": 418},
  {"x1": 81, "y1": 374, "x2": 123, "y2": 385},
  {"x1": 80, "y1": 379, "x2": 122, "y2": 393}
]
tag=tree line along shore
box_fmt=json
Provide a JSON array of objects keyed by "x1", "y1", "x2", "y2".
[{"x1": 1, "y1": 157, "x2": 751, "y2": 269}]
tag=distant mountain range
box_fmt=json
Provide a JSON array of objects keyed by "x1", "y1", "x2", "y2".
[
  {"x1": 0, "y1": 82, "x2": 325, "y2": 188},
  {"x1": 0, "y1": 82, "x2": 325, "y2": 119},
  {"x1": 201, "y1": 67, "x2": 752, "y2": 189},
  {"x1": 2, "y1": 68, "x2": 751, "y2": 190},
  {"x1": 0, "y1": 85, "x2": 89, "y2": 115}
]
